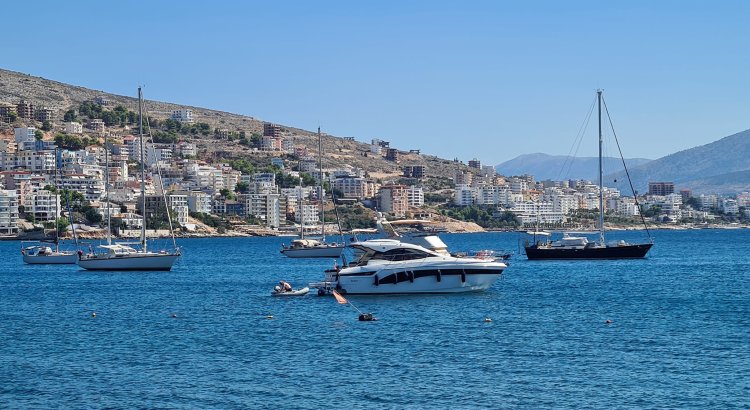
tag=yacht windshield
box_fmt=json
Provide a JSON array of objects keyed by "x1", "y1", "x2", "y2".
[{"x1": 354, "y1": 246, "x2": 434, "y2": 264}]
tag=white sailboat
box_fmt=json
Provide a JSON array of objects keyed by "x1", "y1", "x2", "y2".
[
  {"x1": 281, "y1": 127, "x2": 344, "y2": 258},
  {"x1": 78, "y1": 87, "x2": 181, "y2": 271},
  {"x1": 22, "y1": 149, "x2": 78, "y2": 264}
]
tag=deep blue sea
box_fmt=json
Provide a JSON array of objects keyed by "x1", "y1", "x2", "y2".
[{"x1": 1, "y1": 229, "x2": 749, "y2": 409}]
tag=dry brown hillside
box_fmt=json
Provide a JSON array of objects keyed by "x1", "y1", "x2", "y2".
[{"x1": 0, "y1": 68, "x2": 474, "y2": 181}]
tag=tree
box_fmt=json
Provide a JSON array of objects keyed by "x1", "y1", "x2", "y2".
[
  {"x1": 8, "y1": 111, "x2": 18, "y2": 122},
  {"x1": 41, "y1": 120, "x2": 52, "y2": 131},
  {"x1": 63, "y1": 109, "x2": 77, "y2": 122},
  {"x1": 34, "y1": 130, "x2": 44, "y2": 140},
  {"x1": 56, "y1": 217, "x2": 70, "y2": 237},
  {"x1": 220, "y1": 188, "x2": 235, "y2": 200},
  {"x1": 235, "y1": 181, "x2": 250, "y2": 194}
]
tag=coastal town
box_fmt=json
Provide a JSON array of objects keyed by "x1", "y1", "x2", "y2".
[{"x1": 0, "y1": 96, "x2": 748, "y2": 240}]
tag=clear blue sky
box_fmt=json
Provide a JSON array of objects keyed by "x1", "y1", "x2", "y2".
[{"x1": 2, "y1": 1, "x2": 749, "y2": 164}]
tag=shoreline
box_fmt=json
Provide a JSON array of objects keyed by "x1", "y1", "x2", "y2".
[{"x1": 3, "y1": 223, "x2": 747, "y2": 242}]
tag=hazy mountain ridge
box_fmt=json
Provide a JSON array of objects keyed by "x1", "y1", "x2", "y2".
[
  {"x1": 605, "y1": 129, "x2": 750, "y2": 194},
  {"x1": 495, "y1": 153, "x2": 652, "y2": 182}
]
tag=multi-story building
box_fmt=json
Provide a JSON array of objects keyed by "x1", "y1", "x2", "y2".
[
  {"x1": 331, "y1": 176, "x2": 375, "y2": 200},
  {"x1": 34, "y1": 107, "x2": 56, "y2": 122},
  {"x1": 64, "y1": 122, "x2": 84, "y2": 134},
  {"x1": 59, "y1": 173, "x2": 105, "y2": 202},
  {"x1": 385, "y1": 148, "x2": 399, "y2": 162},
  {"x1": 0, "y1": 190, "x2": 19, "y2": 235},
  {"x1": 295, "y1": 203, "x2": 319, "y2": 225},
  {"x1": 378, "y1": 184, "x2": 408, "y2": 217},
  {"x1": 402, "y1": 165, "x2": 425, "y2": 179},
  {"x1": 263, "y1": 123, "x2": 281, "y2": 137},
  {"x1": 186, "y1": 191, "x2": 212, "y2": 214},
  {"x1": 241, "y1": 193, "x2": 281, "y2": 228},
  {"x1": 0, "y1": 102, "x2": 17, "y2": 122},
  {"x1": 468, "y1": 158, "x2": 481, "y2": 169},
  {"x1": 87, "y1": 119, "x2": 105, "y2": 133},
  {"x1": 14, "y1": 127, "x2": 37, "y2": 151},
  {"x1": 25, "y1": 189, "x2": 60, "y2": 223},
  {"x1": 16, "y1": 100, "x2": 34, "y2": 119},
  {"x1": 171, "y1": 109, "x2": 194, "y2": 123},
  {"x1": 648, "y1": 182, "x2": 675, "y2": 196},
  {"x1": 406, "y1": 186, "x2": 424, "y2": 207},
  {"x1": 166, "y1": 193, "x2": 189, "y2": 226}
]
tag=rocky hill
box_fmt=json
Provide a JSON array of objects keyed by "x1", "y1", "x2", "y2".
[
  {"x1": 606, "y1": 129, "x2": 750, "y2": 194},
  {"x1": 0, "y1": 68, "x2": 468, "y2": 181}
]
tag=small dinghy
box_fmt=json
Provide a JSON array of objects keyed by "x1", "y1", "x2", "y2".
[{"x1": 272, "y1": 287, "x2": 310, "y2": 297}]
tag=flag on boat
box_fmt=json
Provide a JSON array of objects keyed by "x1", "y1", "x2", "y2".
[{"x1": 332, "y1": 290, "x2": 348, "y2": 305}]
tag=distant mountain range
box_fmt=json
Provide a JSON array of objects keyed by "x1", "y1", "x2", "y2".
[
  {"x1": 495, "y1": 153, "x2": 652, "y2": 182},
  {"x1": 606, "y1": 129, "x2": 750, "y2": 195}
]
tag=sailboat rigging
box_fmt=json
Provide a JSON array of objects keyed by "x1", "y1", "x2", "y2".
[
  {"x1": 21, "y1": 148, "x2": 79, "y2": 264},
  {"x1": 280, "y1": 127, "x2": 345, "y2": 258},
  {"x1": 77, "y1": 87, "x2": 181, "y2": 271},
  {"x1": 524, "y1": 90, "x2": 653, "y2": 260}
]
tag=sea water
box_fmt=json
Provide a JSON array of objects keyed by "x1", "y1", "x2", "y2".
[{"x1": 1, "y1": 229, "x2": 748, "y2": 408}]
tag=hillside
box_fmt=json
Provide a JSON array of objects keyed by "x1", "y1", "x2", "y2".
[
  {"x1": 495, "y1": 153, "x2": 652, "y2": 181},
  {"x1": 0, "y1": 68, "x2": 467, "y2": 181},
  {"x1": 606, "y1": 129, "x2": 750, "y2": 194}
]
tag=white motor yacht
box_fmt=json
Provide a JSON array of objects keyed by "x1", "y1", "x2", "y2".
[{"x1": 310, "y1": 239, "x2": 506, "y2": 295}]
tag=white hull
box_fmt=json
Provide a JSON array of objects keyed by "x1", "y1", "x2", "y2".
[
  {"x1": 78, "y1": 253, "x2": 179, "y2": 271},
  {"x1": 325, "y1": 259, "x2": 505, "y2": 294},
  {"x1": 280, "y1": 246, "x2": 344, "y2": 258},
  {"x1": 23, "y1": 253, "x2": 78, "y2": 264}
]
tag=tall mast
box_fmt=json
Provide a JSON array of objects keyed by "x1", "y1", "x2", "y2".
[
  {"x1": 298, "y1": 159, "x2": 304, "y2": 240},
  {"x1": 138, "y1": 87, "x2": 147, "y2": 252},
  {"x1": 53, "y1": 148, "x2": 59, "y2": 250},
  {"x1": 597, "y1": 89, "x2": 605, "y2": 245},
  {"x1": 318, "y1": 127, "x2": 324, "y2": 241},
  {"x1": 105, "y1": 133, "x2": 111, "y2": 245}
]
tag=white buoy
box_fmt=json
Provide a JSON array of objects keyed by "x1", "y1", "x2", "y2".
[
  {"x1": 484, "y1": 317, "x2": 492, "y2": 323},
  {"x1": 91, "y1": 312, "x2": 96, "y2": 318}
]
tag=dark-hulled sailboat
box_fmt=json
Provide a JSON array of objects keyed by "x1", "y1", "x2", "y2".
[{"x1": 524, "y1": 90, "x2": 653, "y2": 260}]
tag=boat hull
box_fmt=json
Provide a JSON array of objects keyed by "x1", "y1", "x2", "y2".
[
  {"x1": 271, "y1": 287, "x2": 310, "y2": 296},
  {"x1": 331, "y1": 265, "x2": 505, "y2": 294},
  {"x1": 77, "y1": 253, "x2": 179, "y2": 271},
  {"x1": 22, "y1": 253, "x2": 78, "y2": 264},
  {"x1": 280, "y1": 246, "x2": 344, "y2": 258},
  {"x1": 525, "y1": 243, "x2": 653, "y2": 260}
]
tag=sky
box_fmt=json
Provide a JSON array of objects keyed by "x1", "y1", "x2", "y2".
[{"x1": 2, "y1": 1, "x2": 749, "y2": 164}]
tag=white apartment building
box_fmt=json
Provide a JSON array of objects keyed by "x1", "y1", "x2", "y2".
[
  {"x1": 11, "y1": 151, "x2": 56, "y2": 173},
  {"x1": 59, "y1": 174, "x2": 105, "y2": 202},
  {"x1": 171, "y1": 109, "x2": 194, "y2": 123},
  {"x1": 145, "y1": 143, "x2": 173, "y2": 167},
  {"x1": 296, "y1": 203, "x2": 319, "y2": 225},
  {"x1": 0, "y1": 190, "x2": 19, "y2": 235},
  {"x1": 508, "y1": 201, "x2": 563, "y2": 226},
  {"x1": 186, "y1": 191, "x2": 212, "y2": 214},
  {"x1": 454, "y1": 185, "x2": 476, "y2": 206},
  {"x1": 406, "y1": 186, "x2": 424, "y2": 207},
  {"x1": 14, "y1": 127, "x2": 37, "y2": 151},
  {"x1": 167, "y1": 193, "x2": 189, "y2": 226},
  {"x1": 25, "y1": 189, "x2": 60, "y2": 223},
  {"x1": 721, "y1": 198, "x2": 739, "y2": 215},
  {"x1": 332, "y1": 176, "x2": 374, "y2": 200},
  {"x1": 242, "y1": 193, "x2": 281, "y2": 228},
  {"x1": 64, "y1": 122, "x2": 83, "y2": 134}
]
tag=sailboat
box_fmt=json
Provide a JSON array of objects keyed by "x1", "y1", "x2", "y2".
[
  {"x1": 280, "y1": 128, "x2": 345, "y2": 258},
  {"x1": 22, "y1": 148, "x2": 78, "y2": 264},
  {"x1": 524, "y1": 90, "x2": 653, "y2": 260},
  {"x1": 78, "y1": 87, "x2": 181, "y2": 271}
]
